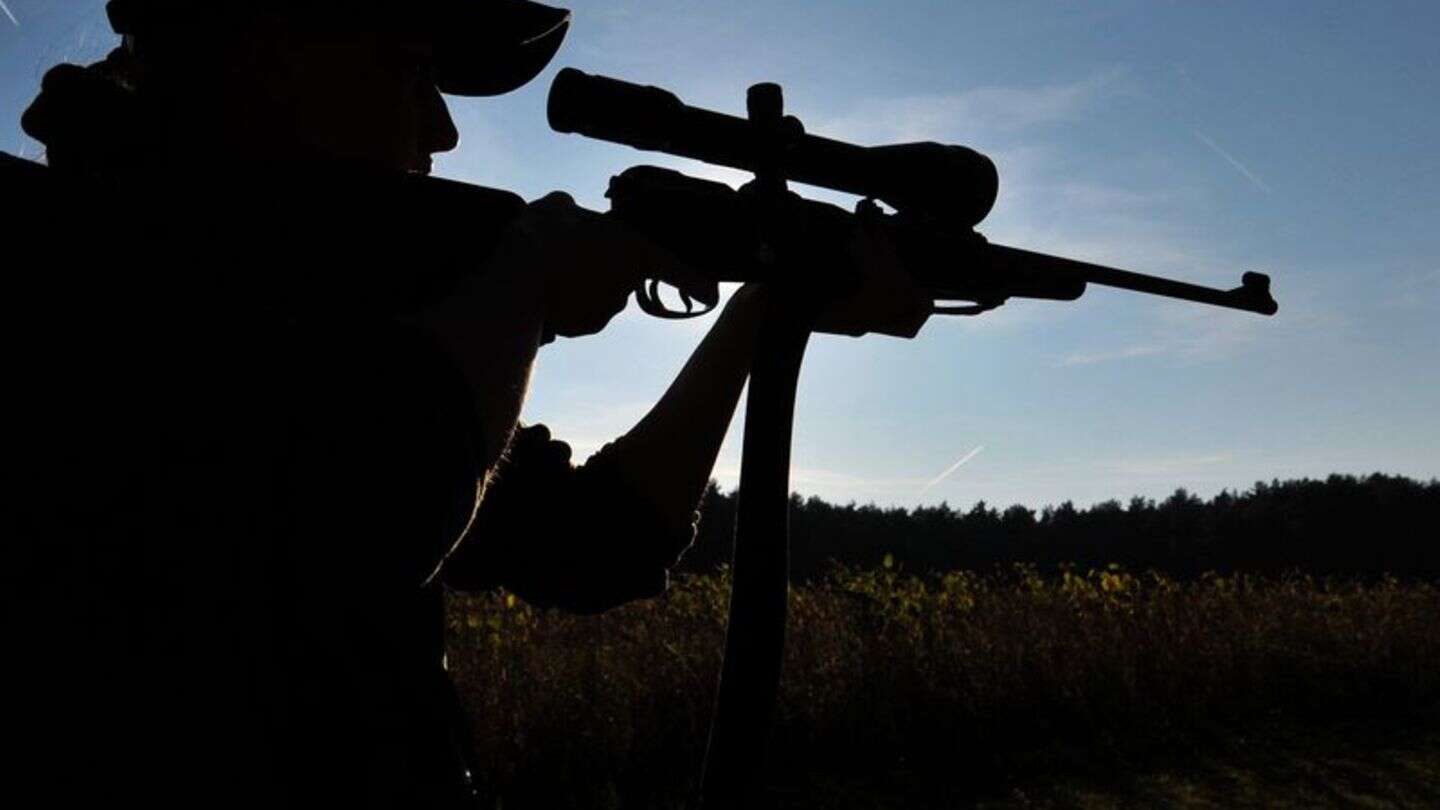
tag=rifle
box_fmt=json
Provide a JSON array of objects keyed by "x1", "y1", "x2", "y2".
[
  {"x1": 548, "y1": 68, "x2": 1278, "y2": 320},
  {"x1": 545, "y1": 68, "x2": 1278, "y2": 808}
]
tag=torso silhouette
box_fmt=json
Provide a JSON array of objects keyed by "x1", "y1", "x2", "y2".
[{"x1": 1, "y1": 151, "x2": 616, "y2": 807}]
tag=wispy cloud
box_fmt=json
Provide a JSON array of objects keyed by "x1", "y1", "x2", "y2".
[
  {"x1": 523, "y1": 399, "x2": 652, "y2": 459},
  {"x1": 704, "y1": 464, "x2": 931, "y2": 502},
  {"x1": 1148, "y1": 294, "x2": 1272, "y2": 361},
  {"x1": 651, "y1": 70, "x2": 1124, "y2": 204},
  {"x1": 1380, "y1": 267, "x2": 1440, "y2": 310},
  {"x1": 1058, "y1": 344, "x2": 1167, "y2": 367},
  {"x1": 807, "y1": 71, "x2": 1276, "y2": 372},
  {"x1": 818, "y1": 68, "x2": 1127, "y2": 145},
  {"x1": 1172, "y1": 63, "x2": 1203, "y2": 96},
  {"x1": 0, "y1": 1, "x2": 18, "y2": 27},
  {"x1": 1193, "y1": 130, "x2": 1271, "y2": 193},
  {"x1": 918, "y1": 445, "x2": 986, "y2": 496},
  {"x1": 709, "y1": 458, "x2": 1002, "y2": 506},
  {"x1": 1110, "y1": 452, "x2": 1233, "y2": 478}
]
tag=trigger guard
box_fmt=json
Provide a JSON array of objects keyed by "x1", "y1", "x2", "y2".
[{"x1": 635, "y1": 278, "x2": 718, "y2": 319}]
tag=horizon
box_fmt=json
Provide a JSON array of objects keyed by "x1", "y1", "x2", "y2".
[
  {"x1": 710, "y1": 469, "x2": 1439, "y2": 515},
  {"x1": 3, "y1": 1, "x2": 1437, "y2": 510}
]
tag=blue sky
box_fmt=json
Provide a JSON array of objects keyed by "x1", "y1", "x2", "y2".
[{"x1": 4, "y1": 1, "x2": 1437, "y2": 509}]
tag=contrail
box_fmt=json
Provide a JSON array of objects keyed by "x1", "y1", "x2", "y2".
[
  {"x1": 918, "y1": 445, "x2": 985, "y2": 497},
  {"x1": 1193, "y1": 130, "x2": 1270, "y2": 193},
  {"x1": 0, "y1": 2, "x2": 17, "y2": 27}
]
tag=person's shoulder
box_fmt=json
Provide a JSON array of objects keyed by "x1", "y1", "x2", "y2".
[
  {"x1": 0, "y1": 151, "x2": 119, "y2": 202},
  {"x1": 0, "y1": 151, "x2": 130, "y2": 235},
  {"x1": 0, "y1": 151, "x2": 48, "y2": 187},
  {"x1": 0, "y1": 152, "x2": 126, "y2": 290},
  {"x1": 0, "y1": 152, "x2": 72, "y2": 216},
  {"x1": 403, "y1": 172, "x2": 528, "y2": 226}
]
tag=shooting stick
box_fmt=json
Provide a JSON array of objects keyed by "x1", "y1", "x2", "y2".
[
  {"x1": 698, "y1": 83, "x2": 810, "y2": 807},
  {"x1": 700, "y1": 312, "x2": 809, "y2": 806}
]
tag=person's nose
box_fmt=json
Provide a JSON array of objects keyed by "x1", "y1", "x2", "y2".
[{"x1": 420, "y1": 84, "x2": 460, "y2": 157}]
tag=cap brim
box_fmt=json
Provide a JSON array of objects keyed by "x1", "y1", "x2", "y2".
[{"x1": 434, "y1": 1, "x2": 571, "y2": 97}]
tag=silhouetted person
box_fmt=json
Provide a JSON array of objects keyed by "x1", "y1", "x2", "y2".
[{"x1": 3, "y1": 2, "x2": 928, "y2": 807}]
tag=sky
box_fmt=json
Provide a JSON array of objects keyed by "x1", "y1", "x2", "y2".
[{"x1": 3, "y1": 1, "x2": 1437, "y2": 510}]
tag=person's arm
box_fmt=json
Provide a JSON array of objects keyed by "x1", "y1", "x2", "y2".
[
  {"x1": 429, "y1": 194, "x2": 930, "y2": 610},
  {"x1": 580, "y1": 218, "x2": 930, "y2": 540},
  {"x1": 407, "y1": 229, "x2": 547, "y2": 475},
  {"x1": 435, "y1": 286, "x2": 767, "y2": 608},
  {"x1": 408, "y1": 191, "x2": 677, "y2": 476},
  {"x1": 583, "y1": 284, "x2": 768, "y2": 538}
]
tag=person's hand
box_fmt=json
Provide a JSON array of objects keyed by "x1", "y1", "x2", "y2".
[
  {"x1": 506, "y1": 191, "x2": 690, "y2": 341},
  {"x1": 812, "y1": 220, "x2": 933, "y2": 339},
  {"x1": 442, "y1": 424, "x2": 694, "y2": 615},
  {"x1": 501, "y1": 427, "x2": 693, "y2": 615}
]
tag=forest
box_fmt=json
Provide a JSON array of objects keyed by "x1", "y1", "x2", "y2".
[{"x1": 683, "y1": 473, "x2": 1440, "y2": 580}]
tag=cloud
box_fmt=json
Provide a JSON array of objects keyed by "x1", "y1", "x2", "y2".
[
  {"x1": 1058, "y1": 344, "x2": 1167, "y2": 367},
  {"x1": 795, "y1": 68, "x2": 1282, "y2": 373},
  {"x1": 614, "y1": 70, "x2": 1133, "y2": 223},
  {"x1": 1380, "y1": 267, "x2": 1440, "y2": 310},
  {"x1": 918, "y1": 445, "x2": 986, "y2": 496},
  {"x1": 1109, "y1": 452, "x2": 1234, "y2": 478},
  {"x1": 1, "y1": 2, "x2": 17, "y2": 27},
  {"x1": 816, "y1": 68, "x2": 1127, "y2": 145},
  {"x1": 711, "y1": 464, "x2": 919, "y2": 494},
  {"x1": 705, "y1": 462, "x2": 946, "y2": 505},
  {"x1": 523, "y1": 399, "x2": 652, "y2": 458},
  {"x1": 1193, "y1": 129, "x2": 1271, "y2": 193}
]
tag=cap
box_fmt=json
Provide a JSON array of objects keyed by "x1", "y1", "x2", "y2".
[{"x1": 105, "y1": 0, "x2": 571, "y2": 97}]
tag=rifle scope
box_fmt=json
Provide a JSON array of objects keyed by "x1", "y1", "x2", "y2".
[{"x1": 548, "y1": 68, "x2": 1000, "y2": 228}]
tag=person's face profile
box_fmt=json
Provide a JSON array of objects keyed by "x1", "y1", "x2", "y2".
[{"x1": 251, "y1": 28, "x2": 459, "y2": 174}]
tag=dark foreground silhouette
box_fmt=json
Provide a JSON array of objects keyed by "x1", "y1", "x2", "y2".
[
  {"x1": 5, "y1": 3, "x2": 706, "y2": 807},
  {"x1": 5, "y1": 2, "x2": 1290, "y2": 808}
]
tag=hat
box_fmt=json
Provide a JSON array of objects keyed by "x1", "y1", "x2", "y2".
[{"x1": 105, "y1": 0, "x2": 571, "y2": 97}]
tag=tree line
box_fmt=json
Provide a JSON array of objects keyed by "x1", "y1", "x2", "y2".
[{"x1": 679, "y1": 473, "x2": 1440, "y2": 580}]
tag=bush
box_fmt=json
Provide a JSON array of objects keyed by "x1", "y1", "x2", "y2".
[{"x1": 446, "y1": 567, "x2": 1440, "y2": 807}]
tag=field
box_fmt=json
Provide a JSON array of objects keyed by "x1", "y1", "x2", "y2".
[{"x1": 445, "y1": 567, "x2": 1440, "y2": 808}]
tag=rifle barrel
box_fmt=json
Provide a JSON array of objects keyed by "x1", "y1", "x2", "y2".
[{"x1": 986, "y1": 244, "x2": 1279, "y2": 316}]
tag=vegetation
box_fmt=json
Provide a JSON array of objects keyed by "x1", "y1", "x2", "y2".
[
  {"x1": 684, "y1": 473, "x2": 1440, "y2": 580},
  {"x1": 446, "y1": 565, "x2": 1440, "y2": 808}
]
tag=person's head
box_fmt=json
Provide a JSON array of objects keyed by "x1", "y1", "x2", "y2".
[
  {"x1": 136, "y1": 21, "x2": 462, "y2": 174},
  {"x1": 23, "y1": 1, "x2": 569, "y2": 175}
]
